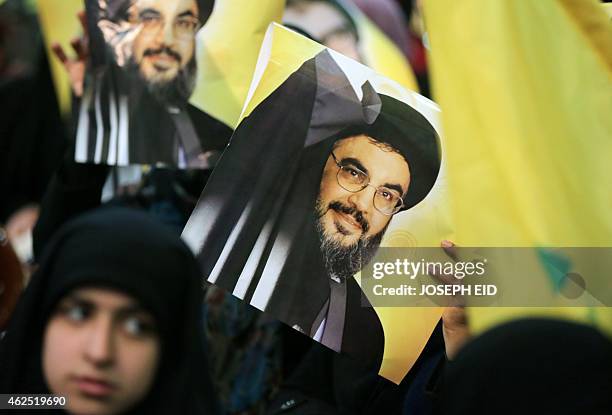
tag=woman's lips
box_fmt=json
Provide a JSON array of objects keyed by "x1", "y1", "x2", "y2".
[{"x1": 73, "y1": 376, "x2": 117, "y2": 398}]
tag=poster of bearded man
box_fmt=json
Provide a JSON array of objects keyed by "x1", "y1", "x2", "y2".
[
  {"x1": 183, "y1": 24, "x2": 451, "y2": 383},
  {"x1": 76, "y1": 0, "x2": 230, "y2": 168}
]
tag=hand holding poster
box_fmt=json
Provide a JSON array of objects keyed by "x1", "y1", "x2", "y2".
[{"x1": 183, "y1": 23, "x2": 450, "y2": 383}]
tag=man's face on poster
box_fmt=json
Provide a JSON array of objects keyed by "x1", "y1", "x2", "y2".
[
  {"x1": 315, "y1": 135, "x2": 410, "y2": 278},
  {"x1": 130, "y1": 0, "x2": 199, "y2": 85}
]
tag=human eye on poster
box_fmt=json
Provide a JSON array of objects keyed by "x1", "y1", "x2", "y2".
[
  {"x1": 75, "y1": 0, "x2": 230, "y2": 168},
  {"x1": 182, "y1": 23, "x2": 451, "y2": 384}
]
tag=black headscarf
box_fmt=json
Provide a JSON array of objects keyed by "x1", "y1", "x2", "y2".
[
  {"x1": 434, "y1": 318, "x2": 612, "y2": 415},
  {"x1": 0, "y1": 207, "x2": 220, "y2": 414}
]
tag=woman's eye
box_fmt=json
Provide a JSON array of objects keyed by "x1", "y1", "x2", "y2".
[
  {"x1": 123, "y1": 317, "x2": 156, "y2": 337},
  {"x1": 65, "y1": 305, "x2": 88, "y2": 322},
  {"x1": 124, "y1": 318, "x2": 143, "y2": 335}
]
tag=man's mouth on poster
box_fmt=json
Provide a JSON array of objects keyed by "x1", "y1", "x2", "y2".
[
  {"x1": 315, "y1": 198, "x2": 386, "y2": 279},
  {"x1": 142, "y1": 47, "x2": 182, "y2": 75},
  {"x1": 128, "y1": 49, "x2": 197, "y2": 106},
  {"x1": 315, "y1": 199, "x2": 370, "y2": 248},
  {"x1": 328, "y1": 200, "x2": 370, "y2": 236}
]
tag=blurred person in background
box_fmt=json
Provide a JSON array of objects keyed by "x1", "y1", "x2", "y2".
[
  {"x1": 0, "y1": 0, "x2": 67, "y2": 274},
  {"x1": 283, "y1": 0, "x2": 363, "y2": 62},
  {"x1": 282, "y1": 0, "x2": 426, "y2": 99},
  {"x1": 351, "y1": 0, "x2": 411, "y2": 60},
  {"x1": 204, "y1": 285, "x2": 283, "y2": 414},
  {"x1": 434, "y1": 318, "x2": 612, "y2": 415},
  {"x1": 0, "y1": 208, "x2": 221, "y2": 414},
  {"x1": 405, "y1": 0, "x2": 430, "y2": 97},
  {"x1": 0, "y1": 227, "x2": 24, "y2": 333},
  {"x1": 64, "y1": 0, "x2": 228, "y2": 167}
]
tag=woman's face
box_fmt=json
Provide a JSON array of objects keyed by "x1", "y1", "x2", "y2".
[{"x1": 42, "y1": 287, "x2": 160, "y2": 415}]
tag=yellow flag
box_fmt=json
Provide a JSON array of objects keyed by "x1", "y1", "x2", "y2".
[
  {"x1": 190, "y1": 0, "x2": 285, "y2": 128},
  {"x1": 423, "y1": 0, "x2": 612, "y2": 334}
]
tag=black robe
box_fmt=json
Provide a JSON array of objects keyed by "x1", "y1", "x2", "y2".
[{"x1": 75, "y1": 64, "x2": 230, "y2": 167}]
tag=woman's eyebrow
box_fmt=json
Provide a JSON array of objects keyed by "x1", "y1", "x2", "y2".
[
  {"x1": 61, "y1": 294, "x2": 93, "y2": 307},
  {"x1": 60, "y1": 295, "x2": 148, "y2": 316}
]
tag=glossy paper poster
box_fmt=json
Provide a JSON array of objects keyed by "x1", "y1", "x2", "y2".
[
  {"x1": 36, "y1": 0, "x2": 284, "y2": 123},
  {"x1": 183, "y1": 24, "x2": 449, "y2": 384},
  {"x1": 75, "y1": 0, "x2": 233, "y2": 168}
]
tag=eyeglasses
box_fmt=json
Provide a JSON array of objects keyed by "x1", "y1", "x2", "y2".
[
  {"x1": 137, "y1": 11, "x2": 200, "y2": 40},
  {"x1": 331, "y1": 152, "x2": 404, "y2": 216}
]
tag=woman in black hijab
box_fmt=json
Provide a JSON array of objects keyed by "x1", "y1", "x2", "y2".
[
  {"x1": 434, "y1": 318, "x2": 612, "y2": 415},
  {"x1": 0, "y1": 207, "x2": 220, "y2": 414}
]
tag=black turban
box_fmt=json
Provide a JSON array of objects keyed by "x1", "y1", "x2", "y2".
[{"x1": 101, "y1": 0, "x2": 215, "y2": 26}]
